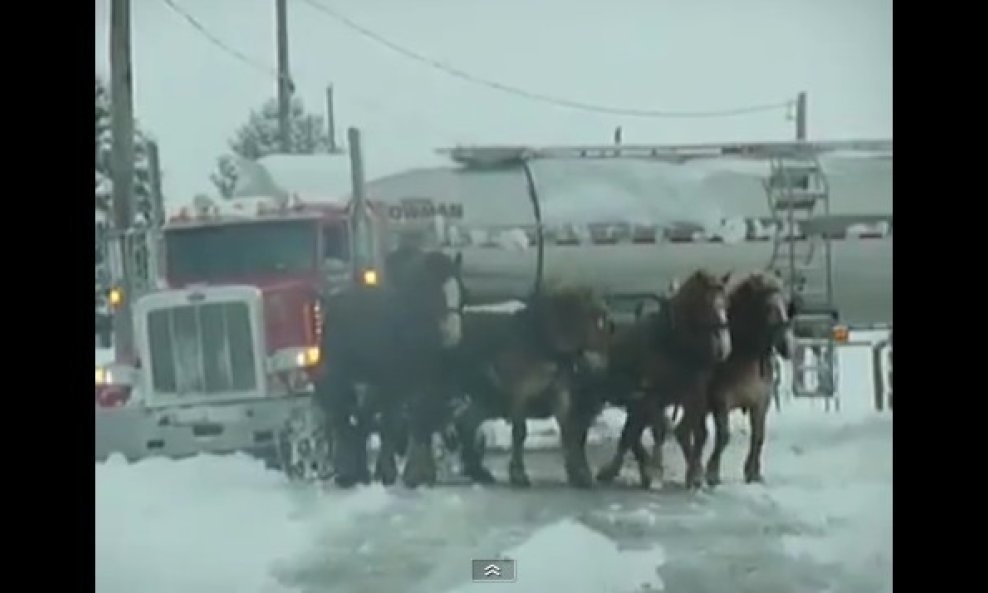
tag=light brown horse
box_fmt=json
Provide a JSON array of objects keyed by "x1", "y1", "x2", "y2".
[
  {"x1": 446, "y1": 285, "x2": 613, "y2": 488},
  {"x1": 704, "y1": 271, "x2": 795, "y2": 486},
  {"x1": 595, "y1": 269, "x2": 732, "y2": 489}
]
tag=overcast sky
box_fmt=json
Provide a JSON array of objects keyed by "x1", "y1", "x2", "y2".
[{"x1": 95, "y1": 0, "x2": 892, "y2": 209}]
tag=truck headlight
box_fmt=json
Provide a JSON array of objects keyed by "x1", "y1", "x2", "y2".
[
  {"x1": 269, "y1": 347, "x2": 321, "y2": 373},
  {"x1": 295, "y1": 346, "x2": 320, "y2": 367}
]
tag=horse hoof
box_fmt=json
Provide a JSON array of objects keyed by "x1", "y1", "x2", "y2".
[
  {"x1": 508, "y1": 469, "x2": 531, "y2": 488},
  {"x1": 685, "y1": 468, "x2": 705, "y2": 491},
  {"x1": 744, "y1": 473, "x2": 764, "y2": 484},
  {"x1": 334, "y1": 474, "x2": 358, "y2": 489},
  {"x1": 567, "y1": 469, "x2": 594, "y2": 489},
  {"x1": 465, "y1": 466, "x2": 496, "y2": 485},
  {"x1": 595, "y1": 466, "x2": 619, "y2": 484},
  {"x1": 706, "y1": 471, "x2": 722, "y2": 487},
  {"x1": 375, "y1": 464, "x2": 398, "y2": 486},
  {"x1": 639, "y1": 475, "x2": 652, "y2": 490}
]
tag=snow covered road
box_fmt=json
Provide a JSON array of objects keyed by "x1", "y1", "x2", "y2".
[{"x1": 96, "y1": 404, "x2": 891, "y2": 593}]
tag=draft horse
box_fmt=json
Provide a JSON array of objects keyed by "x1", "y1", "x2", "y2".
[
  {"x1": 594, "y1": 269, "x2": 732, "y2": 489},
  {"x1": 314, "y1": 248, "x2": 466, "y2": 488},
  {"x1": 445, "y1": 285, "x2": 613, "y2": 488},
  {"x1": 704, "y1": 271, "x2": 796, "y2": 486}
]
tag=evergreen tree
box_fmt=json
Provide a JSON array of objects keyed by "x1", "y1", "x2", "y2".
[
  {"x1": 211, "y1": 97, "x2": 330, "y2": 198},
  {"x1": 95, "y1": 77, "x2": 154, "y2": 221}
]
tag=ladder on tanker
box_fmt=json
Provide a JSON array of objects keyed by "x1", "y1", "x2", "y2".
[{"x1": 763, "y1": 155, "x2": 840, "y2": 407}]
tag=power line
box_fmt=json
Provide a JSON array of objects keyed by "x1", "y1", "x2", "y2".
[
  {"x1": 159, "y1": 0, "x2": 286, "y2": 84},
  {"x1": 299, "y1": 0, "x2": 793, "y2": 119}
]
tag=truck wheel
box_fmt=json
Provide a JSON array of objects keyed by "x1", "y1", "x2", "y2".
[{"x1": 276, "y1": 404, "x2": 334, "y2": 482}]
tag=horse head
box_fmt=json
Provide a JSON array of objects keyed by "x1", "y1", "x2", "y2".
[
  {"x1": 388, "y1": 248, "x2": 467, "y2": 349},
  {"x1": 666, "y1": 269, "x2": 732, "y2": 364},
  {"x1": 530, "y1": 284, "x2": 612, "y2": 372},
  {"x1": 726, "y1": 272, "x2": 795, "y2": 360}
]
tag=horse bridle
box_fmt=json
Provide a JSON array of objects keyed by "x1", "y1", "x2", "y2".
[{"x1": 767, "y1": 289, "x2": 794, "y2": 337}]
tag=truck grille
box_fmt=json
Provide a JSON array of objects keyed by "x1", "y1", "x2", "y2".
[{"x1": 146, "y1": 301, "x2": 258, "y2": 396}]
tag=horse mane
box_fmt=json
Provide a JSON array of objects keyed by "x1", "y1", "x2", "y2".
[
  {"x1": 420, "y1": 250, "x2": 460, "y2": 282},
  {"x1": 670, "y1": 269, "x2": 724, "y2": 308},
  {"x1": 387, "y1": 248, "x2": 461, "y2": 287},
  {"x1": 530, "y1": 283, "x2": 602, "y2": 316},
  {"x1": 725, "y1": 271, "x2": 786, "y2": 357},
  {"x1": 727, "y1": 271, "x2": 784, "y2": 312}
]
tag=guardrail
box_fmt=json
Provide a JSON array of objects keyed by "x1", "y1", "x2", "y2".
[{"x1": 775, "y1": 325, "x2": 892, "y2": 412}]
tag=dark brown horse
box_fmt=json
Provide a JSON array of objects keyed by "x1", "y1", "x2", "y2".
[
  {"x1": 594, "y1": 269, "x2": 732, "y2": 489},
  {"x1": 445, "y1": 285, "x2": 613, "y2": 488},
  {"x1": 314, "y1": 248, "x2": 466, "y2": 488},
  {"x1": 704, "y1": 271, "x2": 795, "y2": 486}
]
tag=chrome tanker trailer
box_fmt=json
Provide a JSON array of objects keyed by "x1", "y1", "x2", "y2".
[{"x1": 248, "y1": 139, "x2": 893, "y2": 401}]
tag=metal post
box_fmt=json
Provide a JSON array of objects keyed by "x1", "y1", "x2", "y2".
[
  {"x1": 871, "y1": 341, "x2": 886, "y2": 411},
  {"x1": 275, "y1": 0, "x2": 292, "y2": 153},
  {"x1": 795, "y1": 92, "x2": 807, "y2": 141},
  {"x1": 110, "y1": 0, "x2": 136, "y2": 360}
]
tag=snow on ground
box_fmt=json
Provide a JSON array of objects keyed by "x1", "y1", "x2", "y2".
[
  {"x1": 95, "y1": 333, "x2": 891, "y2": 593},
  {"x1": 446, "y1": 518, "x2": 667, "y2": 593},
  {"x1": 95, "y1": 453, "x2": 395, "y2": 593},
  {"x1": 721, "y1": 410, "x2": 892, "y2": 593}
]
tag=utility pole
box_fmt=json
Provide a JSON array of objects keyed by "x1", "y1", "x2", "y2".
[
  {"x1": 326, "y1": 85, "x2": 339, "y2": 153},
  {"x1": 110, "y1": 0, "x2": 136, "y2": 359},
  {"x1": 795, "y1": 91, "x2": 807, "y2": 141},
  {"x1": 147, "y1": 141, "x2": 164, "y2": 228},
  {"x1": 275, "y1": 0, "x2": 292, "y2": 153},
  {"x1": 347, "y1": 127, "x2": 367, "y2": 274}
]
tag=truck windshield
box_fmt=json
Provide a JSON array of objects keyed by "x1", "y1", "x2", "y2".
[{"x1": 166, "y1": 219, "x2": 318, "y2": 282}]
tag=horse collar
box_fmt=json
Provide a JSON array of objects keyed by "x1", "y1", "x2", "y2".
[{"x1": 520, "y1": 305, "x2": 579, "y2": 367}]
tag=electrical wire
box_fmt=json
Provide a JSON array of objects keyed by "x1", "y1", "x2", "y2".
[
  {"x1": 160, "y1": 0, "x2": 289, "y2": 85},
  {"x1": 299, "y1": 0, "x2": 793, "y2": 119}
]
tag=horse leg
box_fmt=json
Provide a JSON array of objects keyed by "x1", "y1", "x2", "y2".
[
  {"x1": 649, "y1": 403, "x2": 675, "y2": 471},
  {"x1": 317, "y1": 367, "x2": 364, "y2": 489},
  {"x1": 374, "y1": 395, "x2": 400, "y2": 486},
  {"x1": 628, "y1": 438, "x2": 653, "y2": 490},
  {"x1": 456, "y1": 398, "x2": 496, "y2": 484},
  {"x1": 507, "y1": 403, "x2": 531, "y2": 488},
  {"x1": 555, "y1": 386, "x2": 593, "y2": 489},
  {"x1": 597, "y1": 402, "x2": 646, "y2": 484},
  {"x1": 402, "y1": 390, "x2": 440, "y2": 489},
  {"x1": 675, "y1": 400, "x2": 708, "y2": 490},
  {"x1": 705, "y1": 401, "x2": 730, "y2": 487},
  {"x1": 743, "y1": 400, "x2": 769, "y2": 483},
  {"x1": 673, "y1": 405, "x2": 693, "y2": 482}
]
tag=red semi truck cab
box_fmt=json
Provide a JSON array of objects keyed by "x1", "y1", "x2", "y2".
[{"x1": 95, "y1": 194, "x2": 388, "y2": 412}]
